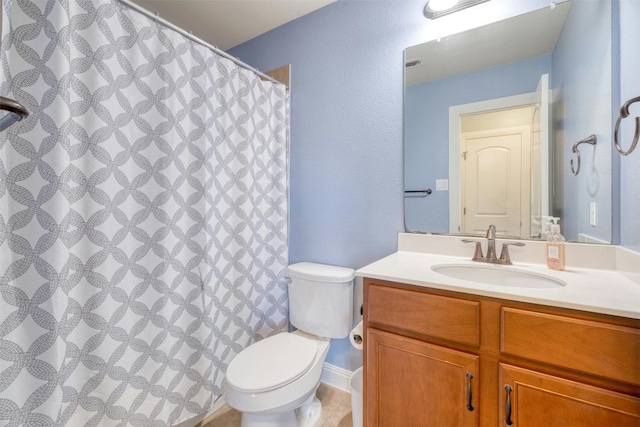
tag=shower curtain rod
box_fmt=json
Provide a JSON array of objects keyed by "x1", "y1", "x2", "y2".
[{"x1": 117, "y1": 0, "x2": 284, "y2": 87}]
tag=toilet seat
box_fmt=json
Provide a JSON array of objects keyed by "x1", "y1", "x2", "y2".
[{"x1": 226, "y1": 333, "x2": 318, "y2": 393}]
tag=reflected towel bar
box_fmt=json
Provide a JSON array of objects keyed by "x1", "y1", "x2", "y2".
[
  {"x1": 570, "y1": 135, "x2": 597, "y2": 176},
  {"x1": 405, "y1": 189, "x2": 432, "y2": 196},
  {"x1": 0, "y1": 96, "x2": 28, "y2": 131}
]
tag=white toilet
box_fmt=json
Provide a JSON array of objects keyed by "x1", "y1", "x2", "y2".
[{"x1": 223, "y1": 262, "x2": 355, "y2": 427}]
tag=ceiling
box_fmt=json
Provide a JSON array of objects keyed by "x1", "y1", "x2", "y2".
[
  {"x1": 131, "y1": 0, "x2": 337, "y2": 51},
  {"x1": 405, "y1": 1, "x2": 571, "y2": 87}
]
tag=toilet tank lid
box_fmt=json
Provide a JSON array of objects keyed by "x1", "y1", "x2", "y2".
[{"x1": 288, "y1": 262, "x2": 355, "y2": 283}]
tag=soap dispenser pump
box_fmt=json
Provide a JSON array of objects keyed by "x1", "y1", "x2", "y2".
[
  {"x1": 546, "y1": 219, "x2": 565, "y2": 271},
  {"x1": 541, "y1": 216, "x2": 559, "y2": 239}
]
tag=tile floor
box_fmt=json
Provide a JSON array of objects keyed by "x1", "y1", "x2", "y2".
[{"x1": 200, "y1": 383, "x2": 353, "y2": 427}]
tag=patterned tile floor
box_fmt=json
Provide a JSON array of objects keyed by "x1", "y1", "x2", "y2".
[{"x1": 200, "y1": 383, "x2": 353, "y2": 427}]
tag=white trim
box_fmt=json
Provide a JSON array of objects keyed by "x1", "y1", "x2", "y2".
[
  {"x1": 321, "y1": 363, "x2": 354, "y2": 393},
  {"x1": 578, "y1": 233, "x2": 610, "y2": 244},
  {"x1": 449, "y1": 92, "x2": 538, "y2": 234},
  {"x1": 537, "y1": 74, "x2": 551, "y2": 218}
]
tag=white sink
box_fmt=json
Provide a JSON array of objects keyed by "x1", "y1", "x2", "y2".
[{"x1": 431, "y1": 263, "x2": 566, "y2": 288}]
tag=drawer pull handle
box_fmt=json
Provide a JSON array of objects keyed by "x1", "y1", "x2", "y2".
[
  {"x1": 504, "y1": 385, "x2": 513, "y2": 425},
  {"x1": 465, "y1": 372, "x2": 474, "y2": 411}
]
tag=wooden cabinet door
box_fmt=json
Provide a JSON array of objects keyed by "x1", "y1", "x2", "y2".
[
  {"x1": 366, "y1": 328, "x2": 479, "y2": 427},
  {"x1": 499, "y1": 364, "x2": 640, "y2": 427}
]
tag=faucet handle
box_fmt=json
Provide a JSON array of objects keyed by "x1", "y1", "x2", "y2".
[
  {"x1": 499, "y1": 242, "x2": 526, "y2": 265},
  {"x1": 462, "y1": 239, "x2": 484, "y2": 261}
]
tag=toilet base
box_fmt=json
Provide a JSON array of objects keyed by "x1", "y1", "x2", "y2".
[
  {"x1": 241, "y1": 410, "x2": 298, "y2": 427},
  {"x1": 240, "y1": 394, "x2": 322, "y2": 427},
  {"x1": 296, "y1": 394, "x2": 322, "y2": 427}
]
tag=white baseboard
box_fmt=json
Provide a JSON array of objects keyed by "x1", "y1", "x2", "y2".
[{"x1": 321, "y1": 362, "x2": 354, "y2": 393}]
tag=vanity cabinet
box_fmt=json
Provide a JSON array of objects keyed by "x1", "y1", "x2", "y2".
[
  {"x1": 367, "y1": 329, "x2": 478, "y2": 426},
  {"x1": 363, "y1": 278, "x2": 640, "y2": 427}
]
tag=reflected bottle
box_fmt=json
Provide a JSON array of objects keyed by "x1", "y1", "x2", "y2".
[{"x1": 546, "y1": 221, "x2": 565, "y2": 271}]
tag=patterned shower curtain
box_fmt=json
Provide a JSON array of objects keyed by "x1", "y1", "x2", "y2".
[{"x1": 0, "y1": 0, "x2": 289, "y2": 426}]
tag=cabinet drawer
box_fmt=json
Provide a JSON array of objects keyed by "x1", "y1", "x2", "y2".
[
  {"x1": 501, "y1": 307, "x2": 640, "y2": 385},
  {"x1": 367, "y1": 283, "x2": 480, "y2": 347}
]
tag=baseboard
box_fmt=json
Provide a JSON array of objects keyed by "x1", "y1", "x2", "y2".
[{"x1": 321, "y1": 362, "x2": 354, "y2": 393}]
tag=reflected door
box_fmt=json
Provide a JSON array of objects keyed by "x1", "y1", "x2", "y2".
[{"x1": 461, "y1": 127, "x2": 530, "y2": 237}]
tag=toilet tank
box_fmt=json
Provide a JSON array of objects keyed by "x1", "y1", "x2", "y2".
[{"x1": 287, "y1": 262, "x2": 355, "y2": 339}]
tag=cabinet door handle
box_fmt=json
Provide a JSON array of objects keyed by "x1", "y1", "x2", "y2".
[
  {"x1": 504, "y1": 385, "x2": 513, "y2": 426},
  {"x1": 465, "y1": 372, "x2": 474, "y2": 411}
]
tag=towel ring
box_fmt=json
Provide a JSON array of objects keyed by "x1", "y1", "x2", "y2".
[
  {"x1": 0, "y1": 96, "x2": 29, "y2": 132},
  {"x1": 570, "y1": 134, "x2": 597, "y2": 176},
  {"x1": 614, "y1": 96, "x2": 640, "y2": 156}
]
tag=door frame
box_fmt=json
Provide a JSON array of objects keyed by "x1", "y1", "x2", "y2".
[{"x1": 449, "y1": 92, "x2": 539, "y2": 233}]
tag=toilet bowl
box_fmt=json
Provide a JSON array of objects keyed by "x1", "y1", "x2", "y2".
[
  {"x1": 223, "y1": 331, "x2": 331, "y2": 427},
  {"x1": 222, "y1": 262, "x2": 355, "y2": 427}
]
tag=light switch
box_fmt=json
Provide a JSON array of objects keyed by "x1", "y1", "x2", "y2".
[
  {"x1": 436, "y1": 179, "x2": 448, "y2": 191},
  {"x1": 590, "y1": 202, "x2": 596, "y2": 226}
]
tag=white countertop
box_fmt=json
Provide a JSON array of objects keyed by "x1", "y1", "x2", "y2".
[{"x1": 356, "y1": 249, "x2": 640, "y2": 320}]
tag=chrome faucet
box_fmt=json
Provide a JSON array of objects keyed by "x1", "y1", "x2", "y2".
[
  {"x1": 485, "y1": 224, "x2": 497, "y2": 262},
  {"x1": 462, "y1": 225, "x2": 525, "y2": 265}
]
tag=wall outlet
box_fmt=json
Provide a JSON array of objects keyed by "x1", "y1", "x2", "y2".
[
  {"x1": 436, "y1": 179, "x2": 448, "y2": 191},
  {"x1": 589, "y1": 202, "x2": 596, "y2": 227}
]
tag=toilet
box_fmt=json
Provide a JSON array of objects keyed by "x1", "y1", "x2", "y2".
[{"x1": 223, "y1": 262, "x2": 355, "y2": 427}]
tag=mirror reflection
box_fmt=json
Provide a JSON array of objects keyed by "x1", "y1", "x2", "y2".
[{"x1": 404, "y1": 0, "x2": 614, "y2": 243}]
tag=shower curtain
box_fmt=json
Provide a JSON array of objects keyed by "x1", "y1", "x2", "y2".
[{"x1": 0, "y1": 0, "x2": 289, "y2": 425}]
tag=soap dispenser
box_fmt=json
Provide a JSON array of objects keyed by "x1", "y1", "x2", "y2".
[{"x1": 546, "y1": 219, "x2": 565, "y2": 271}]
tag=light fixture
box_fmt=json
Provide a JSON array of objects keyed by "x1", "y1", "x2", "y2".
[
  {"x1": 424, "y1": 0, "x2": 491, "y2": 19},
  {"x1": 427, "y1": 0, "x2": 459, "y2": 11}
]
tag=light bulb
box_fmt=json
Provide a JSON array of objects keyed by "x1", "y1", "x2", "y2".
[{"x1": 428, "y1": 0, "x2": 460, "y2": 12}]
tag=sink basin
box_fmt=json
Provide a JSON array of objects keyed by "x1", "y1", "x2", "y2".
[{"x1": 431, "y1": 264, "x2": 566, "y2": 288}]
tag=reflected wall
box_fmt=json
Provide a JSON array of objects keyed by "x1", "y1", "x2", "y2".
[
  {"x1": 552, "y1": 0, "x2": 612, "y2": 243},
  {"x1": 405, "y1": 55, "x2": 552, "y2": 232},
  {"x1": 404, "y1": 0, "x2": 614, "y2": 243}
]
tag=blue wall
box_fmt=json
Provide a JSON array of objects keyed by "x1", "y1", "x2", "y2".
[
  {"x1": 405, "y1": 55, "x2": 552, "y2": 232},
  {"x1": 229, "y1": 0, "x2": 596, "y2": 371},
  {"x1": 551, "y1": 0, "x2": 613, "y2": 242},
  {"x1": 619, "y1": 0, "x2": 640, "y2": 251},
  {"x1": 234, "y1": 1, "x2": 413, "y2": 272}
]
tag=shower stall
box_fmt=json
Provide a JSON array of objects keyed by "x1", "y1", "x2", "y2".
[{"x1": 0, "y1": 0, "x2": 289, "y2": 425}]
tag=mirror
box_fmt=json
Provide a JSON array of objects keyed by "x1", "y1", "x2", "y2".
[{"x1": 404, "y1": 0, "x2": 615, "y2": 243}]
